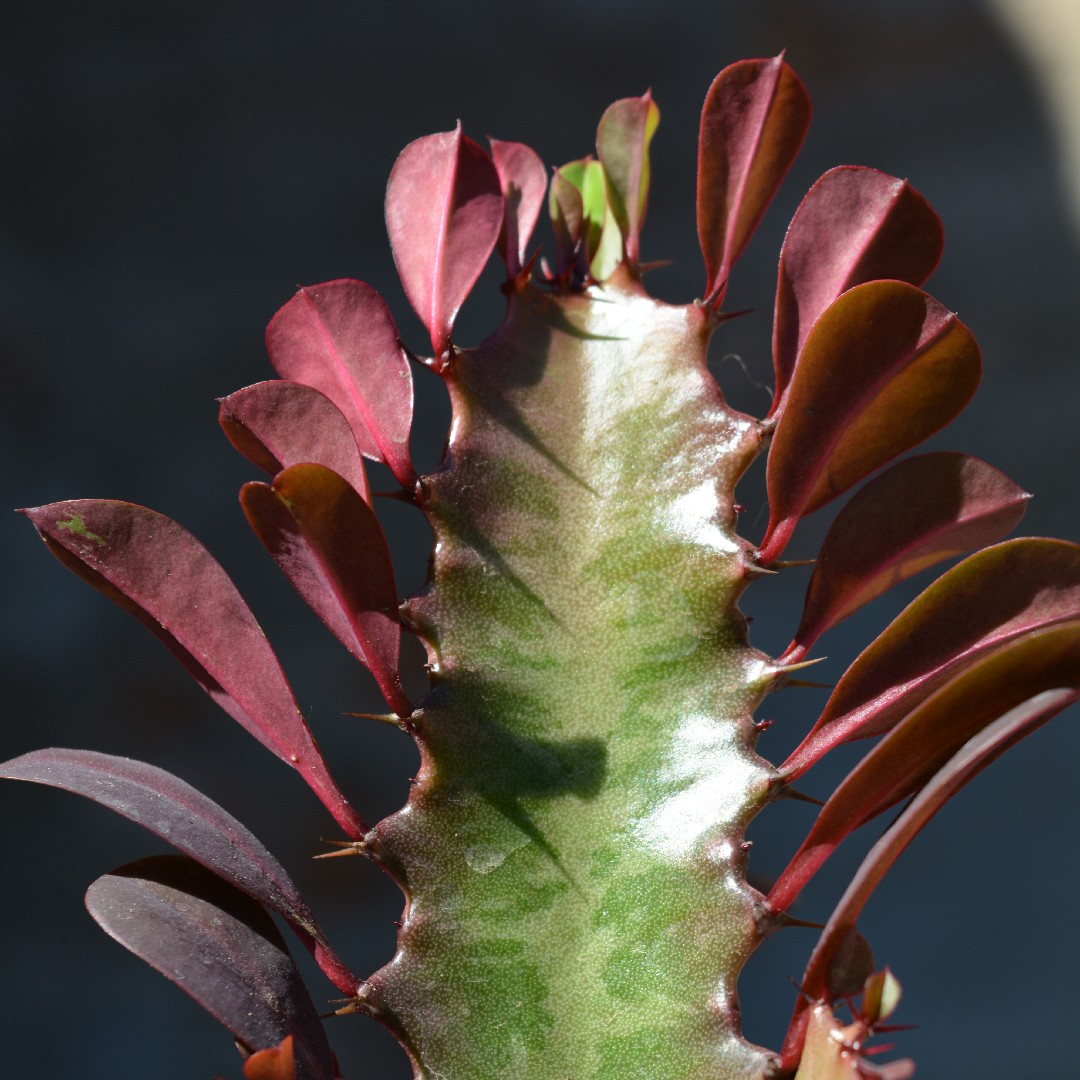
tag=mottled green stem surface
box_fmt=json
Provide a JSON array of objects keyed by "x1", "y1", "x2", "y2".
[{"x1": 370, "y1": 275, "x2": 779, "y2": 1080}]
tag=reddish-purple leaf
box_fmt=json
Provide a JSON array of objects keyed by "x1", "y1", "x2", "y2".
[
  {"x1": 265, "y1": 280, "x2": 415, "y2": 488},
  {"x1": 771, "y1": 167, "x2": 943, "y2": 412},
  {"x1": 385, "y1": 125, "x2": 503, "y2": 355},
  {"x1": 241, "y1": 463, "x2": 409, "y2": 716},
  {"x1": 596, "y1": 90, "x2": 660, "y2": 265},
  {"x1": 490, "y1": 138, "x2": 547, "y2": 278},
  {"x1": 780, "y1": 688, "x2": 1077, "y2": 1072},
  {"x1": 0, "y1": 748, "x2": 359, "y2": 994},
  {"x1": 782, "y1": 537, "x2": 1080, "y2": 779},
  {"x1": 697, "y1": 55, "x2": 811, "y2": 301},
  {"x1": 759, "y1": 280, "x2": 981, "y2": 564},
  {"x1": 219, "y1": 381, "x2": 370, "y2": 502},
  {"x1": 86, "y1": 855, "x2": 335, "y2": 1080},
  {"x1": 770, "y1": 622, "x2": 1080, "y2": 911},
  {"x1": 783, "y1": 453, "x2": 1030, "y2": 663},
  {"x1": 21, "y1": 500, "x2": 364, "y2": 838}
]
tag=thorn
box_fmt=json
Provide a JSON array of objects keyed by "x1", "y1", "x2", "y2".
[
  {"x1": 342, "y1": 711, "x2": 403, "y2": 727},
  {"x1": 783, "y1": 678, "x2": 834, "y2": 690},
  {"x1": 776, "y1": 785, "x2": 824, "y2": 807},
  {"x1": 772, "y1": 557, "x2": 816, "y2": 569},
  {"x1": 314, "y1": 838, "x2": 369, "y2": 860},
  {"x1": 755, "y1": 718, "x2": 774, "y2": 732}
]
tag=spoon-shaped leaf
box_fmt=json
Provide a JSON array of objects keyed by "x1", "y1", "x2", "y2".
[
  {"x1": 548, "y1": 163, "x2": 586, "y2": 278},
  {"x1": 596, "y1": 90, "x2": 660, "y2": 265},
  {"x1": 771, "y1": 166, "x2": 943, "y2": 412},
  {"x1": 782, "y1": 537, "x2": 1080, "y2": 778},
  {"x1": 760, "y1": 280, "x2": 981, "y2": 563},
  {"x1": 770, "y1": 622, "x2": 1080, "y2": 911},
  {"x1": 783, "y1": 453, "x2": 1030, "y2": 663},
  {"x1": 780, "y1": 688, "x2": 1077, "y2": 1073},
  {"x1": 697, "y1": 54, "x2": 811, "y2": 301},
  {"x1": 86, "y1": 855, "x2": 336, "y2": 1080},
  {"x1": 490, "y1": 138, "x2": 547, "y2": 278},
  {"x1": 385, "y1": 124, "x2": 503, "y2": 355},
  {"x1": 241, "y1": 463, "x2": 409, "y2": 716},
  {"x1": 20, "y1": 500, "x2": 364, "y2": 838},
  {"x1": 0, "y1": 748, "x2": 359, "y2": 993},
  {"x1": 265, "y1": 279, "x2": 414, "y2": 488},
  {"x1": 219, "y1": 381, "x2": 370, "y2": 501}
]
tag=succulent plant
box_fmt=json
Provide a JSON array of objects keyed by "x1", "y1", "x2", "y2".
[{"x1": 7, "y1": 55, "x2": 1079, "y2": 1080}]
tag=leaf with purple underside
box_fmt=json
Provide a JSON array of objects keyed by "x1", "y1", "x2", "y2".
[
  {"x1": 759, "y1": 280, "x2": 981, "y2": 564},
  {"x1": 0, "y1": 748, "x2": 359, "y2": 994},
  {"x1": 21, "y1": 500, "x2": 364, "y2": 838},
  {"x1": 770, "y1": 622, "x2": 1080, "y2": 911},
  {"x1": 783, "y1": 453, "x2": 1029, "y2": 663},
  {"x1": 780, "y1": 688, "x2": 1078, "y2": 1073},
  {"x1": 219, "y1": 381, "x2": 370, "y2": 502},
  {"x1": 596, "y1": 90, "x2": 660, "y2": 265},
  {"x1": 86, "y1": 855, "x2": 336, "y2": 1080},
  {"x1": 265, "y1": 279, "x2": 415, "y2": 489},
  {"x1": 782, "y1": 537, "x2": 1080, "y2": 779},
  {"x1": 697, "y1": 55, "x2": 811, "y2": 302},
  {"x1": 490, "y1": 139, "x2": 547, "y2": 278},
  {"x1": 241, "y1": 463, "x2": 409, "y2": 716},
  {"x1": 771, "y1": 166, "x2": 943, "y2": 413},
  {"x1": 385, "y1": 125, "x2": 503, "y2": 355}
]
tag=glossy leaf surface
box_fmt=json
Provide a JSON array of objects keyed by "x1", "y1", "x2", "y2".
[
  {"x1": 241, "y1": 463, "x2": 409, "y2": 715},
  {"x1": 770, "y1": 622, "x2": 1080, "y2": 910},
  {"x1": 782, "y1": 689, "x2": 1078, "y2": 1071},
  {"x1": 596, "y1": 91, "x2": 660, "y2": 264},
  {"x1": 86, "y1": 855, "x2": 335, "y2": 1080},
  {"x1": 385, "y1": 125, "x2": 503, "y2": 355},
  {"x1": 783, "y1": 538, "x2": 1080, "y2": 778},
  {"x1": 218, "y1": 381, "x2": 370, "y2": 501},
  {"x1": 760, "y1": 280, "x2": 980, "y2": 563},
  {"x1": 266, "y1": 279, "x2": 414, "y2": 488},
  {"x1": 783, "y1": 453, "x2": 1029, "y2": 662},
  {"x1": 0, "y1": 748, "x2": 359, "y2": 993},
  {"x1": 771, "y1": 166, "x2": 943, "y2": 410},
  {"x1": 21, "y1": 500, "x2": 364, "y2": 838},
  {"x1": 490, "y1": 138, "x2": 547, "y2": 278},
  {"x1": 697, "y1": 55, "x2": 811, "y2": 300}
]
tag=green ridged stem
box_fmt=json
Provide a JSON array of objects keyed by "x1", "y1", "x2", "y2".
[{"x1": 370, "y1": 272, "x2": 779, "y2": 1080}]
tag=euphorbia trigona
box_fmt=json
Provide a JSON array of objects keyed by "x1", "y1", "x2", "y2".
[{"x1": 6, "y1": 55, "x2": 1078, "y2": 1079}]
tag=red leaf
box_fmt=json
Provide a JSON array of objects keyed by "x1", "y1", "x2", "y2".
[
  {"x1": 265, "y1": 280, "x2": 415, "y2": 488},
  {"x1": 783, "y1": 453, "x2": 1029, "y2": 663},
  {"x1": 21, "y1": 500, "x2": 364, "y2": 838},
  {"x1": 782, "y1": 538, "x2": 1080, "y2": 778},
  {"x1": 781, "y1": 687, "x2": 1078, "y2": 1072},
  {"x1": 0, "y1": 748, "x2": 359, "y2": 994},
  {"x1": 770, "y1": 622, "x2": 1080, "y2": 911},
  {"x1": 385, "y1": 125, "x2": 503, "y2": 355},
  {"x1": 86, "y1": 855, "x2": 336, "y2": 1080},
  {"x1": 245, "y1": 1037, "x2": 297, "y2": 1080},
  {"x1": 697, "y1": 55, "x2": 811, "y2": 302},
  {"x1": 241, "y1": 463, "x2": 410, "y2": 716},
  {"x1": 490, "y1": 138, "x2": 547, "y2": 278},
  {"x1": 219, "y1": 381, "x2": 370, "y2": 502},
  {"x1": 760, "y1": 280, "x2": 981, "y2": 564},
  {"x1": 771, "y1": 167, "x2": 943, "y2": 413},
  {"x1": 596, "y1": 90, "x2": 660, "y2": 265}
]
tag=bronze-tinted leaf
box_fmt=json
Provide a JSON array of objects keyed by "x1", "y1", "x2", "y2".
[
  {"x1": 782, "y1": 538, "x2": 1080, "y2": 778},
  {"x1": 772, "y1": 166, "x2": 943, "y2": 411},
  {"x1": 265, "y1": 280, "x2": 414, "y2": 488},
  {"x1": 0, "y1": 748, "x2": 359, "y2": 993},
  {"x1": 241, "y1": 463, "x2": 410, "y2": 716},
  {"x1": 385, "y1": 125, "x2": 503, "y2": 355},
  {"x1": 86, "y1": 855, "x2": 335, "y2": 1080},
  {"x1": 490, "y1": 138, "x2": 547, "y2": 278},
  {"x1": 760, "y1": 280, "x2": 981, "y2": 563},
  {"x1": 219, "y1": 381, "x2": 370, "y2": 501},
  {"x1": 21, "y1": 500, "x2": 364, "y2": 838},
  {"x1": 697, "y1": 55, "x2": 811, "y2": 301},
  {"x1": 783, "y1": 453, "x2": 1029, "y2": 662},
  {"x1": 596, "y1": 90, "x2": 660, "y2": 264}
]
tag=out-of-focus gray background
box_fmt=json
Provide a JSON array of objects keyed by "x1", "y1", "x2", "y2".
[{"x1": 2, "y1": 2, "x2": 1077, "y2": 1077}]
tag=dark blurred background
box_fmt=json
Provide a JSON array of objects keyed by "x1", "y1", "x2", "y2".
[{"x1": 3, "y1": 2, "x2": 1078, "y2": 1077}]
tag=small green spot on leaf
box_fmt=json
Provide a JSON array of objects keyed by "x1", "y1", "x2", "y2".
[{"x1": 57, "y1": 515, "x2": 106, "y2": 545}]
